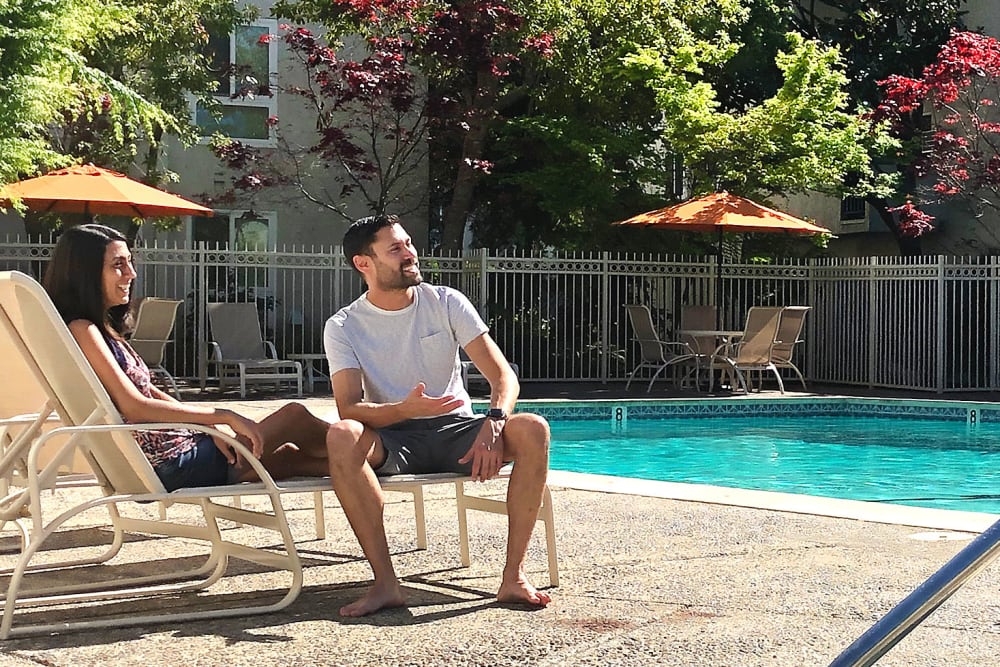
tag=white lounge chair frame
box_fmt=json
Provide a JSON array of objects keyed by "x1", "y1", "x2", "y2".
[
  {"x1": 203, "y1": 302, "x2": 303, "y2": 398},
  {"x1": 0, "y1": 271, "x2": 558, "y2": 638}
]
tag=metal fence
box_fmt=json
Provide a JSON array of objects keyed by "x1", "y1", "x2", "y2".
[{"x1": 3, "y1": 239, "x2": 997, "y2": 392}]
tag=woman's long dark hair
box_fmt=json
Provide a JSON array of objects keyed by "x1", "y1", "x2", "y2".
[{"x1": 43, "y1": 223, "x2": 134, "y2": 338}]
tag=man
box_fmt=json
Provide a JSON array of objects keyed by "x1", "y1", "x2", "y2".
[{"x1": 323, "y1": 214, "x2": 552, "y2": 617}]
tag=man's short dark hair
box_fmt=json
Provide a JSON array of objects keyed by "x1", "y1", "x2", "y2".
[{"x1": 342, "y1": 214, "x2": 399, "y2": 273}]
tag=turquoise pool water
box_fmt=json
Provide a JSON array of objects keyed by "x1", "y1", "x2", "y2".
[{"x1": 548, "y1": 415, "x2": 1000, "y2": 513}]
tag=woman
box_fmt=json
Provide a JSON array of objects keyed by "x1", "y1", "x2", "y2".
[{"x1": 43, "y1": 223, "x2": 331, "y2": 491}]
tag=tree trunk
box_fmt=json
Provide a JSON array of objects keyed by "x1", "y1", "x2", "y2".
[
  {"x1": 440, "y1": 69, "x2": 498, "y2": 251},
  {"x1": 869, "y1": 196, "x2": 923, "y2": 256}
]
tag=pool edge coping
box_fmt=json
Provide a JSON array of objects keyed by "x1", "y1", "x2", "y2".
[{"x1": 548, "y1": 470, "x2": 999, "y2": 534}]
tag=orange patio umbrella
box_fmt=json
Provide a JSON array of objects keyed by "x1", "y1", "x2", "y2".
[
  {"x1": 614, "y1": 191, "x2": 832, "y2": 326},
  {"x1": 0, "y1": 164, "x2": 214, "y2": 219}
]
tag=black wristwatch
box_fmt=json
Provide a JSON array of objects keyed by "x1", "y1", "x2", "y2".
[{"x1": 485, "y1": 408, "x2": 508, "y2": 420}]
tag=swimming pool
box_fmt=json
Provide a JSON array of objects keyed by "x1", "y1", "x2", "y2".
[{"x1": 508, "y1": 398, "x2": 1000, "y2": 514}]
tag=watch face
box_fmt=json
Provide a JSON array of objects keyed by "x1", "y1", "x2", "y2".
[{"x1": 486, "y1": 408, "x2": 507, "y2": 419}]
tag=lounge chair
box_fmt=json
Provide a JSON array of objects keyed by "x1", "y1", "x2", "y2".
[
  {"x1": 0, "y1": 270, "x2": 559, "y2": 637},
  {"x1": 129, "y1": 297, "x2": 183, "y2": 398},
  {"x1": 773, "y1": 306, "x2": 811, "y2": 390},
  {"x1": 203, "y1": 302, "x2": 303, "y2": 397},
  {"x1": 623, "y1": 304, "x2": 697, "y2": 392},
  {"x1": 709, "y1": 306, "x2": 785, "y2": 394}
]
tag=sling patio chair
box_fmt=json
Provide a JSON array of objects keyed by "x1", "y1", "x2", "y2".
[
  {"x1": 203, "y1": 302, "x2": 302, "y2": 398},
  {"x1": 129, "y1": 297, "x2": 183, "y2": 398},
  {"x1": 623, "y1": 304, "x2": 697, "y2": 392},
  {"x1": 708, "y1": 306, "x2": 785, "y2": 394},
  {"x1": 676, "y1": 304, "x2": 718, "y2": 389},
  {"x1": 772, "y1": 306, "x2": 811, "y2": 390}
]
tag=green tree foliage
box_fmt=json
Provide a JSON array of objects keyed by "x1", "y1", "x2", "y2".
[{"x1": 1, "y1": 0, "x2": 249, "y2": 234}]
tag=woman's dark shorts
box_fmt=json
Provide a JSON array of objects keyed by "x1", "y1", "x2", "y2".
[
  {"x1": 374, "y1": 414, "x2": 487, "y2": 476},
  {"x1": 154, "y1": 433, "x2": 233, "y2": 491}
]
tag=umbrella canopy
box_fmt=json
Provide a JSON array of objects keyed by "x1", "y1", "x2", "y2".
[
  {"x1": 614, "y1": 191, "x2": 832, "y2": 326},
  {"x1": 0, "y1": 164, "x2": 214, "y2": 219},
  {"x1": 614, "y1": 191, "x2": 832, "y2": 234}
]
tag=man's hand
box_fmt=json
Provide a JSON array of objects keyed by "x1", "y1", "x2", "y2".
[
  {"x1": 401, "y1": 382, "x2": 465, "y2": 419},
  {"x1": 458, "y1": 417, "x2": 505, "y2": 482}
]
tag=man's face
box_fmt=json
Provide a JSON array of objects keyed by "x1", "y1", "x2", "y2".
[{"x1": 366, "y1": 223, "x2": 422, "y2": 290}]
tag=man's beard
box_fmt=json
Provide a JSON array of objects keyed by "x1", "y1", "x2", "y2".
[{"x1": 377, "y1": 262, "x2": 422, "y2": 290}]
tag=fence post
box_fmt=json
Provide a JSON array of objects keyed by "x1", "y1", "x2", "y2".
[
  {"x1": 477, "y1": 247, "x2": 488, "y2": 318},
  {"x1": 868, "y1": 256, "x2": 877, "y2": 389},
  {"x1": 601, "y1": 251, "x2": 611, "y2": 384},
  {"x1": 196, "y1": 241, "x2": 208, "y2": 390},
  {"x1": 936, "y1": 256, "x2": 946, "y2": 393},
  {"x1": 993, "y1": 256, "x2": 1000, "y2": 390}
]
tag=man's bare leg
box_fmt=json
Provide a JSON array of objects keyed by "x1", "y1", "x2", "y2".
[
  {"x1": 494, "y1": 413, "x2": 552, "y2": 606},
  {"x1": 326, "y1": 419, "x2": 405, "y2": 616}
]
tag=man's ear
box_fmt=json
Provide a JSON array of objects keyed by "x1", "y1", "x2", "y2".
[{"x1": 352, "y1": 254, "x2": 370, "y2": 274}]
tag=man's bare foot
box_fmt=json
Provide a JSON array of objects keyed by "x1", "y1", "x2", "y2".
[
  {"x1": 340, "y1": 580, "x2": 406, "y2": 617},
  {"x1": 497, "y1": 570, "x2": 551, "y2": 607}
]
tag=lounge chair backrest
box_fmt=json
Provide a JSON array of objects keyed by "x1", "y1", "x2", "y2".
[
  {"x1": 679, "y1": 305, "x2": 718, "y2": 356},
  {"x1": 735, "y1": 306, "x2": 783, "y2": 365},
  {"x1": 130, "y1": 298, "x2": 182, "y2": 367},
  {"x1": 0, "y1": 271, "x2": 164, "y2": 495},
  {"x1": 624, "y1": 304, "x2": 666, "y2": 362},
  {"x1": 773, "y1": 306, "x2": 810, "y2": 364},
  {"x1": 207, "y1": 302, "x2": 266, "y2": 359}
]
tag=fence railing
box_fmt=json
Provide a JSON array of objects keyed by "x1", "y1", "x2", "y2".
[{"x1": 3, "y1": 240, "x2": 997, "y2": 392}]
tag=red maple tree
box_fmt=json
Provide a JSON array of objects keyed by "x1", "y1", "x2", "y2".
[{"x1": 873, "y1": 31, "x2": 1000, "y2": 237}]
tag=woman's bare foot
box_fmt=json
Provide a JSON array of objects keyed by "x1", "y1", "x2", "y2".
[
  {"x1": 340, "y1": 579, "x2": 406, "y2": 617},
  {"x1": 497, "y1": 568, "x2": 551, "y2": 607}
]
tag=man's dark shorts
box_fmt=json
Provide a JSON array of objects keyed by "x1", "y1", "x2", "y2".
[{"x1": 374, "y1": 414, "x2": 487, "y2": 476}]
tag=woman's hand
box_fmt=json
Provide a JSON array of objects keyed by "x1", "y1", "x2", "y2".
[{"x1": 212, "y1": 409, "x2": 264, "y2": 465}]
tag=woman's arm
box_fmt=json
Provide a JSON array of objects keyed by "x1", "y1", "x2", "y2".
[{"x1": 68, "y1": 319, "x2": 263, "y2": 457}]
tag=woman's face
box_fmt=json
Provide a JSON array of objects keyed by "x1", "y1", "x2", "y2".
[{"x1": 102, "y1": 240, "x2": 136, "y2": 309}]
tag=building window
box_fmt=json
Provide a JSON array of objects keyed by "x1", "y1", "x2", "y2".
[
  {"x1": 192, "y1": 210, "x2": 276, "y2": 304},
  {"x1": 193, "y1": 20, "x2": 277, "y2": 145},
  {"x1": 840, "y1": 196, "x2": 866, "y2": 221}
]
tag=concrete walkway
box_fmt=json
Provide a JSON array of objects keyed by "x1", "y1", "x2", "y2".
[{"x1": 1, "y1": 397, "x2": 998, "y2": 665}]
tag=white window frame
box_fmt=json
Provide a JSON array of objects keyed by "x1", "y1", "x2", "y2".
[
  {"x1": 191, "y1": 19, "x2": 278, "y2": 147},
  {"x1": 188, "y1": 209, "x2": 278, "y2": 249}
]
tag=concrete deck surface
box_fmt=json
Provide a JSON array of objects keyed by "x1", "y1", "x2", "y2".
[{"x1": 1, "y1": 395, "x2": 998, "y2": 666}]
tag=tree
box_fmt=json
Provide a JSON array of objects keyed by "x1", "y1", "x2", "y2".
[
  {"x1": 268, "y1": 0, "x2": 556, "y2": 249},
  {"x1": 209, "y1": 23, "x2": 430, "y2": 222},
  {"x1": 1, "y1": 0, "x2": 250, "y2": 238},
  {"x1": 872, "y1": 31, "x2": 1000, "y2": 238},
  {"x1": 787, "y1": 0, "x2": 968, "y2": 252}
]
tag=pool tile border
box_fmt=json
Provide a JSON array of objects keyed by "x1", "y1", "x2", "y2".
[{"x1": 479, "y1": 396, "x2": 1000, "y2": 423}]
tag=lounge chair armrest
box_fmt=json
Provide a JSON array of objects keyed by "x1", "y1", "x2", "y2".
[{"x1": 264, "y1": 341, "x2": 278, "y2": 359}]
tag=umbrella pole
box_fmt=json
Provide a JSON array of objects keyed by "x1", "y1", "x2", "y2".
[{"x1": 715, "y1": 228, "x2": 724, "y2": 329}]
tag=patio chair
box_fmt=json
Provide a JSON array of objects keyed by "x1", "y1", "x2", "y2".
[
  {"x1": 460, "y1": 348, "x2": 519, "y2": 392},
  {"x1": 623, "y1": 304, "x2": 697, "y2": 392},
  {"x1": 773, "y1": 306, "x2": 811, "y2": 390},
  {"x1": 0, "y1": 270, "x2": 305, "y2": 638},
  {"x1": 709, "y1": 306, "x2": 785, "y2": 394},
  {"x1": 203, "y1": 302, "x2": 302, "y2": 398},
  {"x1": 129, "y1": 297, "x2": 183, "y2": 398},
  {"x1": 677, "y1": 305, "x2": 718, "y2": 388}
]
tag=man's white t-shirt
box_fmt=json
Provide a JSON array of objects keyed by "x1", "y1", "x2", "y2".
[{"x1": 323, "y1": 283, "x2": 489, "y2": 418}]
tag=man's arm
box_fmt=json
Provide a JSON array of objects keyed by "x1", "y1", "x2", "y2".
[
  {"x1": 463, "y1": 333, "x2": 519, "y2": 415},
  {"x1": 332, "y1": 368, "x2": 463, "y2": 429}
]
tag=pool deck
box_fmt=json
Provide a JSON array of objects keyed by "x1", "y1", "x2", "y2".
[{"x1": 3, "y1": 389, "x2": 1000, "y2": 665}]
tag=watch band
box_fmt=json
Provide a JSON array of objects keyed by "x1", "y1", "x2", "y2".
[{"x1": 485, "y1": 408, "x2": 507, "y2": 420}]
